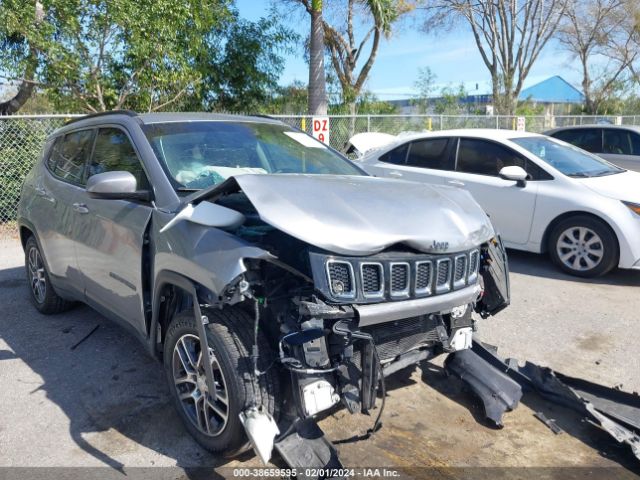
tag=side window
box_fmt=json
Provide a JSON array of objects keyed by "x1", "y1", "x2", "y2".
[
  {"x1": 559, "y1": 128, "x2": 601, "y2": 153},
  {"x1": 630, "y1": 132, "x2": 640, "y2": 155},
  {"x1": 378, "y1": 143, "x2": 408, "y2": 165},
  {"x1": 405, "y1": 138, "x2": 451, "y2": 170},
  {"x1": 46, "y1": 137, "x2": 61, "y2": 171},
  {"x1": 48, "y1": 130, "x2": 94, "y2": 185},
  {"x1": 89, "y1": 128, "x2": 149, "y2": 190},
  {"x1": 456, "y1": 139, "x2": 525, "y2": 176},
  {"x1": 603, "y1": 129, "x2": 634, "y2": 155},
  {"x1": 551, "y1": 129, "x2": 580, "y2": 144}
]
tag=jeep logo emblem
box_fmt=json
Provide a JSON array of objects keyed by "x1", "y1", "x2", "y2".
[
  {"x1": 432, "y1": 240, "x2": 450, "y2": 251},
  {"x1": 332, "y1": 280, "x2": 345, "y2": 294}
]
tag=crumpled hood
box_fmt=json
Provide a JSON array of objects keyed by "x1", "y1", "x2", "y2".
[
  {"x1": 204, "y1": 174, "x2": 495, "y2": 256},
  {"x1": 576, "y1": 170, "x2": 640, "y2": 203}
]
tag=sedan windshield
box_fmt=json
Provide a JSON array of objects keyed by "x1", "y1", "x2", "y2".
[
  {"x1": 142, "y1": 121, "x2": 363, "y2": 190},
  {"x1": 510, "y1": 136, "x2": 624, "y2": 178}
]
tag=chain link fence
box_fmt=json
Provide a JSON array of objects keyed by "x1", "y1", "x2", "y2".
[{"x1": 1, "y1": 113, "x2": 639, "y2": 240}]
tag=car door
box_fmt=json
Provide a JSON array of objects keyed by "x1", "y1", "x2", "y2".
[
  {"x1": 34, "y1": 129, "x2": 95, "y2": 296},
  {"x1": 601, "y1": 129, "x2": 640, "y2": 172},
  {"x1": 442, "y1": 138, "x2": 540, "y2": 245},
  {"x1": 73, "y1": 126, "x2": 153, "y2": 331},
  {"x1": 366, "y1": 138, "x2": 454, "y2": 185}
]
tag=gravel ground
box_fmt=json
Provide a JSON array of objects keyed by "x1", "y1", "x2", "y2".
[{"x1": 1, "y1": 239, "x2": 639, "y2": 478}]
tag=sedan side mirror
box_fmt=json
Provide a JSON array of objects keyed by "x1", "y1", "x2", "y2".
[
  {"x1": 499, "y1": 166, "x2": 528, "y2": 187},
  {"x1": 86, "y1": 171, "x2": 151, "y2": 201}
]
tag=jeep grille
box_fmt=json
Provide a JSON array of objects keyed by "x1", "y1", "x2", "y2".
[{"x1": 316, "y1": 248, "x2": 481, "y2": 304}]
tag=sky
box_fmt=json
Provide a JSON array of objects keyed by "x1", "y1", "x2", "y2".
[{"x1": 236, "y1": 0, "x2": 583, "y2": 99}]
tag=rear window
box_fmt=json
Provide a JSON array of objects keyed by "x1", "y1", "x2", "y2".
[
  {"x1": 379, "y1": 143, "x2": 409, "y2": 165},
  {"x1": 47, "y1": 129, "x2": 94, "y2": 185},
  {"x1": 406, "y1": 138, "x2": 450, "y2": 169}
]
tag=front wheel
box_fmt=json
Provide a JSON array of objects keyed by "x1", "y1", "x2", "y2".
[
  {"x1": 548, "y1": 216, "x2": 618, "y2": 277},
  {"x1": 163, "y1": 306, "x2": 279, "y2": 455}
]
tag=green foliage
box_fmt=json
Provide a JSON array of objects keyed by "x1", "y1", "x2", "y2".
[
  {"x1": 434, "y1": 84, "x2": 468, "y2": 114},
  {"x1": 0, "y1": 1, "x2": 296, "y2": 114},
  {"x1": 262, "y1": 81, "x2": 309, "y2": 115},
  {"x1": 197, "y1": 9, "x2": 298, "y2": 113},
  {"x1": 0, "y1": 0, "x2": 233, "y2": 112},
  {"x1": 412, "y1": 66, "x2": 437, "y2": 113},
  {"x1": 515, "y1": 100, "x2": 545, "y2": 116}
]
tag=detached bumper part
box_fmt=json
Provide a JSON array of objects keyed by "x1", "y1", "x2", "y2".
[{"x1": 445, "y1": 347, "x2": 522, "y2": 427}]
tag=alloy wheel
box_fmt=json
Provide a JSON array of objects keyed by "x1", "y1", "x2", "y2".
[
  {"x1": 172, "y1": 334, "x2": 229, "y2": 437},
  {"x1": 28, "y1": 246, "x2": 46, "y2": 304},
  {"x1": 556, "y1": 226, "x2": 604, "y2": 272}
]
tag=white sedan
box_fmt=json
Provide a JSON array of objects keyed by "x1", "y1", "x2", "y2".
[{"x1": 351, "y1": 129, "x2": 640, "y2": 277}]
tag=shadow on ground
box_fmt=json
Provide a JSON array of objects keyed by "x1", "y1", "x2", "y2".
[
  {"x1": 0, "y1": 264, "x2": 241, "y2": 472},
  {"x1": 507, "y1": 250, "x2": 640, "y2": 287}
]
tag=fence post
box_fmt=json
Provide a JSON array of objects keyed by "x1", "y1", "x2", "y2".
[
  {"x1": 495, "y1": 116, "x2": 499, "y2": 129},
  {"x1": 440, "y1": 115, "x2": 443, "y2": 130},
  {"x1": 367, "y1": 115, "x2": 371, "y2": 132}
]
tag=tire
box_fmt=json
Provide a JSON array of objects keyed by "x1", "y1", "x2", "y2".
[
  {"x1": 163, "y1": 306, "x2": 279, "y2": 455},
  {"x1": 24, "y1": 236, "x2": 75, "y2": 314},
  {"x1": 548, "y1": 215, "x2": 618, "y2": 278}
]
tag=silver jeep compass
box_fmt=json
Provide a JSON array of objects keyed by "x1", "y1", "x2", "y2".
[{"x1": 18, "y1": 111, "x2": 509, "y2": 467}]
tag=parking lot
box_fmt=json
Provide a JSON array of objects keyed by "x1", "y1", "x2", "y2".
[{"x1": 1, "y1": 238, "x2": 639, "y2": 477}]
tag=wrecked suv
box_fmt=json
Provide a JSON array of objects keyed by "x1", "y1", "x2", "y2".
[{"x1": 18, "y1": 111, "x2": 509, "y2": 466}]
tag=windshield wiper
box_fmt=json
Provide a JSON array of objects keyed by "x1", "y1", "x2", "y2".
[
  {"x1": 176, "y1": 187, "x2": 201, "y2": 192},
  {"x1": 567, "y1": 172, "x2": 592, "y2": 178},
  {"x1": 589, "y1": 169, "x2": 623, "y2": 177}
]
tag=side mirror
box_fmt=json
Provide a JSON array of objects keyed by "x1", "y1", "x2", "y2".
[
  {"x1": 159, "y1": 201, "x2": 245, "y2": 233},
  {"x1": 86, "y1": 171, "x2": 151, "y2": 201},
  {"x1": 499, "y1": 166, "x2": 528, "y2": 187}
]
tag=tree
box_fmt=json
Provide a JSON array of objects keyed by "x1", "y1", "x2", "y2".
[
  {"x1": 308, "y1": 0, "x2": 329, "y2": 115},
  {"x1": 0, "y1": 1, "x2": 43, "y2": 115},
  {"x1": 422, "y1": 0, "x2": 568, "y2": 115},
  {"x1": 195, "y1": 11, "x2": 297, "y2": 113},
  {"x1": 288, "y1": 0, "x2": 411, "y2": 115},
  {"x1": 412, "y1": 66, "x2": 437, "y2": 113},
  {"x1": 556, "y1": 0, "x2": 639, "y2": 114},
  {"x1": 0, "y1": 0, "x2": 232, "y2": 113}
]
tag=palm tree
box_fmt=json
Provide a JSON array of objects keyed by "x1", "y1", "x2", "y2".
[{"x1": 308, "y1": 0, "x2": 328, "y2": 115}]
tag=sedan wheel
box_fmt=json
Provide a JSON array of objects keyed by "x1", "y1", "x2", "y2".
[
  {"x1": 548, "y1": 215, "x2": 618, "y2": 278},
  {"x1": 556, "y1": 226, "x2": 604, "y2": 272},
  {"x1": 172, "y1": 334, "x2": 229, "y2": 437}
]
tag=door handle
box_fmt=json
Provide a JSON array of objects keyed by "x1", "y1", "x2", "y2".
[
  {"x1": 388, "y1": 170, "x2": 403, "y2": 177},
  {"x1": 447, "y1": 180, "x2": 465, "y2": 187},
  {"x1": 73, "y1": 203, "x2": 89, "y2": 214}
]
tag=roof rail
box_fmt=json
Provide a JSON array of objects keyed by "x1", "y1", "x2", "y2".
[{"x1": 64, "y1": 109, "x2": 138, "y2": 126}]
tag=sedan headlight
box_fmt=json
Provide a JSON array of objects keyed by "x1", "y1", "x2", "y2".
[{"x1": 622, "y1": 201, "x2": 640, "y2": 216}]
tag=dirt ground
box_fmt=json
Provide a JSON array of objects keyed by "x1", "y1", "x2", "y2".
[{"x1": 0, "y1": 239, "x2": 639, "y2": 479}]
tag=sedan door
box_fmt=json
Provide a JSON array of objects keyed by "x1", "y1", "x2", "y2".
[
  {"x1": 600, "y1": 129, "x2": 640, "y2": 172},
  {"x1": 73, "y1": 127, "x2": 153, "y2": 331},
  {"x1": 365, "y1": 137, "x2": 454, "y2": 185},
  {"x1": 442, "y1": 138, "x2": 540, "y2": 246}
]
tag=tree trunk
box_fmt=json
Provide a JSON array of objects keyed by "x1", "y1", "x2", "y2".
[
  {"x1": 0, "y1": 59, "x2": 37, "y2": 116},
  {"x1": 308, "y1": 0, "x2": 327, "y2": 115}
]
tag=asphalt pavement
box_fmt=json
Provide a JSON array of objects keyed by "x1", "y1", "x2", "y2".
[{"x1": 1, "y1": 239, "x2": 639, "y2": 477}]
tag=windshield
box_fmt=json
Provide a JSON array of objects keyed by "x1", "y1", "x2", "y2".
[
  {"x1": 142, "y1": 121, "x2": 364, "y2": 190},
  {"x1": 510, "y1": 136, "x2": 624, "y2": 178}
]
